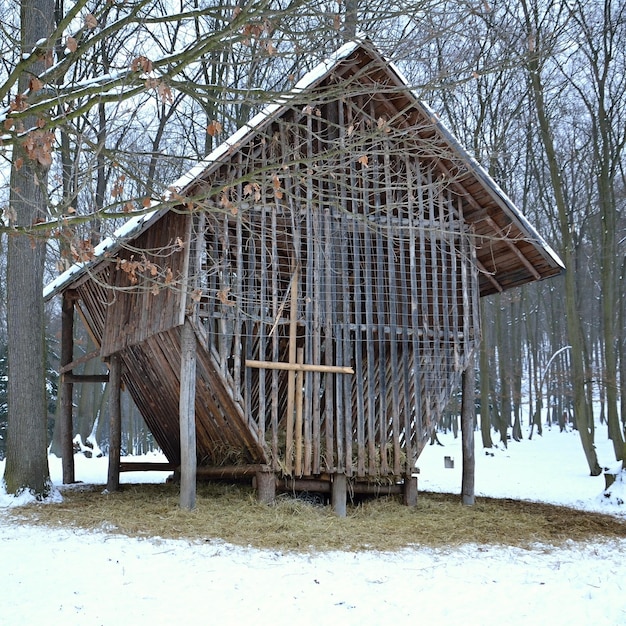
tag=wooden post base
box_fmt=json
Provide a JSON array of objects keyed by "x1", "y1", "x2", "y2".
[
  {"x1": 403, "y1": 475, "x2": 418, "y2": 507},
  {"x1": 332, "y1": 473, "x2": 347, "y2": 517},
  {"x1": 256, "y1": 471, "x2": 276, "y2": 504}
]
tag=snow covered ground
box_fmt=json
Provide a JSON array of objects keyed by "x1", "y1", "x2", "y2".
[{"x1": 1, "y1": 423, "x2": 626, "y2": 625}]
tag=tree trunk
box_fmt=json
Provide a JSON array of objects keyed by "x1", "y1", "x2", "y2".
[
  {"x1": 3, "y1": 0, "x2": 55, "y2": 496},
  {"x1": 522, "y1": 0, "x2": 601, "y2": 475}
]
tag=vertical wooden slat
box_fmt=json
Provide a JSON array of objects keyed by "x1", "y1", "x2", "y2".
[
  {"x1": 303, "y1": 174, "x2": 314, "y2": 476},
  {"x1": 331, "y1": 216, "x2": 345, "y2": 474},
  {"x1": 285, "y1": 262, "x2": 299, "y2": 474},
  {"x1": 460, "y1": 204, "x2": 472, "y2": 366},
  {"x1": 327, "y1": 99, "x2": 354, "y2": 476},
  {"x1": 312, "y1": 203, "x2": 322, "y2": 473},
  {"x1": 295, "y1": 346, "x2": 304, "y2": 475},
  {"x1": 397, "y1": 235, "x2": 414, "y2": 473},
  {"x1": 399, "y1": 150, "x2": 415, "y2": 472},
  {"x1": 373, "y1": 146, "x2": 389, "y2": 475},
  {"x1": 219, "y1": 213, "x2": 231, "y2": 377},
  {"x1": 350, "y1": 209, "x2": 366, "y2": 477},
  {"x1": 438, "y1": 189, "x2": 452, "y2": 383},
  {"x1": 344, "y1": 104, "x2": 366, "y2": 477},
  {"x1": 427, "y1": 167, "x2": 442, "y2": 421},
  {"x1": 283, "y1": 117, "x2": 312, "y2": 476},
  {"x1": 412, "y1": 157, "x2": 426, "y2": 444},
  {"x1": 383, "y1": 139, "x2": 401, "y2": 476},
  {"x1": 337, "y1": 102, "x2": 353, "y2": 477},
  {"x1": 451, "y1": 197, "x2": 461, "y2": 371},
  {"x1": 258, "y1": 204, "x2": 268, "y2": 441},
  {"x1": 323, "y1": 200, "x2": 335, "y2": 471},
  {"x1": 270, "y1": 202, "x2": 280, "y2": 469},
  {"x1": 470, "y1": 225, "x2": 482, "y2": 354},
  {"x1": 244, "y1": 229, "x2": 255, "y2": 430},
  {"x1": 233, "y1": 162, "x2": 244, "y2": 403},
  {"x1": 206, "y1": 215, "x2": 220, "y2": 354},
  {"x1": 362, "y1": 173, "x2": 378, "y2": 475}
]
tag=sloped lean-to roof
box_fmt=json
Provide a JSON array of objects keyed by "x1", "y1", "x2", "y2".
[{"x1": 44, "y1": 39, "x2": 563, "y2": 301}]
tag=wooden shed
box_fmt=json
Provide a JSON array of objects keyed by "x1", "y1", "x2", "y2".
[{"x1": 45, "y1": 41, "x2": 563, "y2": 507}]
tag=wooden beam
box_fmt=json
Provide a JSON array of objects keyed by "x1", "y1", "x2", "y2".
[
  {"x1": 60, "y1": 293, "x2": 75, "y2": 484},
  {"x1": 62, "y1": 373, "x2": 109, "y2": 384},
  {"x1": 73, "y1": 301, "x2": 102, "y2": 352},
  {"x1": 478, "y1": 268, "x2": 504, "y2": 293},
  {"x1": 179, "y1": 319, "x2": 197, "y2": 510},
  {"x1": 444, "y1": 173, "x2": 540, "y2": 283},
  {"x1": 106, "y1": 354, "x2": 122, "y2": 492},
  {"x1": 277, "y1": 478, "x2": 405, "y2": 495},
  {"x1": 245, "y1": 359, "x2": 354, "y2": 374},
  {"x1": 484, "y1": 215, "x2": 542, "y2": 280},
  {"x1": 197, "y1": 464, "x2": 271, "y2": 479},
  {"x1": 119, "y1": 462, "x2": 177, "y2": 472},
  {"x1": 59, "y1": 348, "x2": 101, "y2": 374}
]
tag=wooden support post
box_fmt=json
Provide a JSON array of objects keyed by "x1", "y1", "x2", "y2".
[
  {"x1": 332, "y1": 472, "x2": 347, "y2": 517},
  {"x1": 461, "y1": 351, "x2": 476, "y2": 506},
  {"x1": 106, "y1": 354, "x2": 122, "y2": 492},
  {"x1": 255, "y1": 470, "x2": 276, "y2": 504},
  {"x1": 107, "y1": 354, "x2": 122, "y2": 491},
  {"x1": 179, "y1": 319, "x2": 197, "y2": 510},
  {"x1": 60, "y1": 293, "x2": 75, "y2": 484},
  {"x1": 403, "y1": 474, "x2": 418, "y2": 507},
  {"x1": 62, "y1": 373, "x2": 109, "y2": 384}
]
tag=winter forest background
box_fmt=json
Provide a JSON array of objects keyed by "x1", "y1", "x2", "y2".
[{"x1": 1, "y1": 0, "x2": 625, "y2": 480}]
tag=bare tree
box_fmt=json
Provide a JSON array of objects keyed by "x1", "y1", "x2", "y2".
[{"x1": 4, "y1": 0, "x2": 55, "y2": 495}]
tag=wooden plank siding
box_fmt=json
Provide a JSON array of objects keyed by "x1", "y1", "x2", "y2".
[{"x1": 100, "y1": 210, "x2": 188, "y2": 357}]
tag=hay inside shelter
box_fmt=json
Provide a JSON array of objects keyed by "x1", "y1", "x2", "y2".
[{"x1": 9, "y1": 483, "x2": 626, "y2": 552}]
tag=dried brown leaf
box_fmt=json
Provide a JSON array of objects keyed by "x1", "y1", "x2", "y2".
[{"x1": 84, "y1": 13, "x2": 98, "y2": 29}]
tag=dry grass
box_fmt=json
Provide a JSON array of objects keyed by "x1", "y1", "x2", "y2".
[{"x1": 8, "y1": 482, "x2": 626, "y2": 552}]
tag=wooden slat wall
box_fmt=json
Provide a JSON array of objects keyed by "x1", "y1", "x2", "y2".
[{"x1": 195, "y1": 94, "x2": 480, "y2": 478}]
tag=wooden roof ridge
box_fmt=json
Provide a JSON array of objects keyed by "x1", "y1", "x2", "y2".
[{"x1": 44, "y1": 38, "x2": 564, "y2": 301}]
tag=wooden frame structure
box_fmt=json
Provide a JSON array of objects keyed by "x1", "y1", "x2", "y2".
[{"x1": 45, "y1": 41, "x2": 563, "y2": 511}]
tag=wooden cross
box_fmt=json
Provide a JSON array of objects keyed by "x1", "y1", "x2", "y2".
[{"x1": 244, "y1": 264, "x2": 353, "y2": 474}]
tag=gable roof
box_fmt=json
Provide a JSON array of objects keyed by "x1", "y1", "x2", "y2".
[{"x1": 44, "y1": 39, "x2": 563, "y2": 301}]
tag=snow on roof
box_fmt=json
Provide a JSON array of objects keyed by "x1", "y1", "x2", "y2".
[{"x1": 43, "y1": 207, "x2": 170, "y2": 300}]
